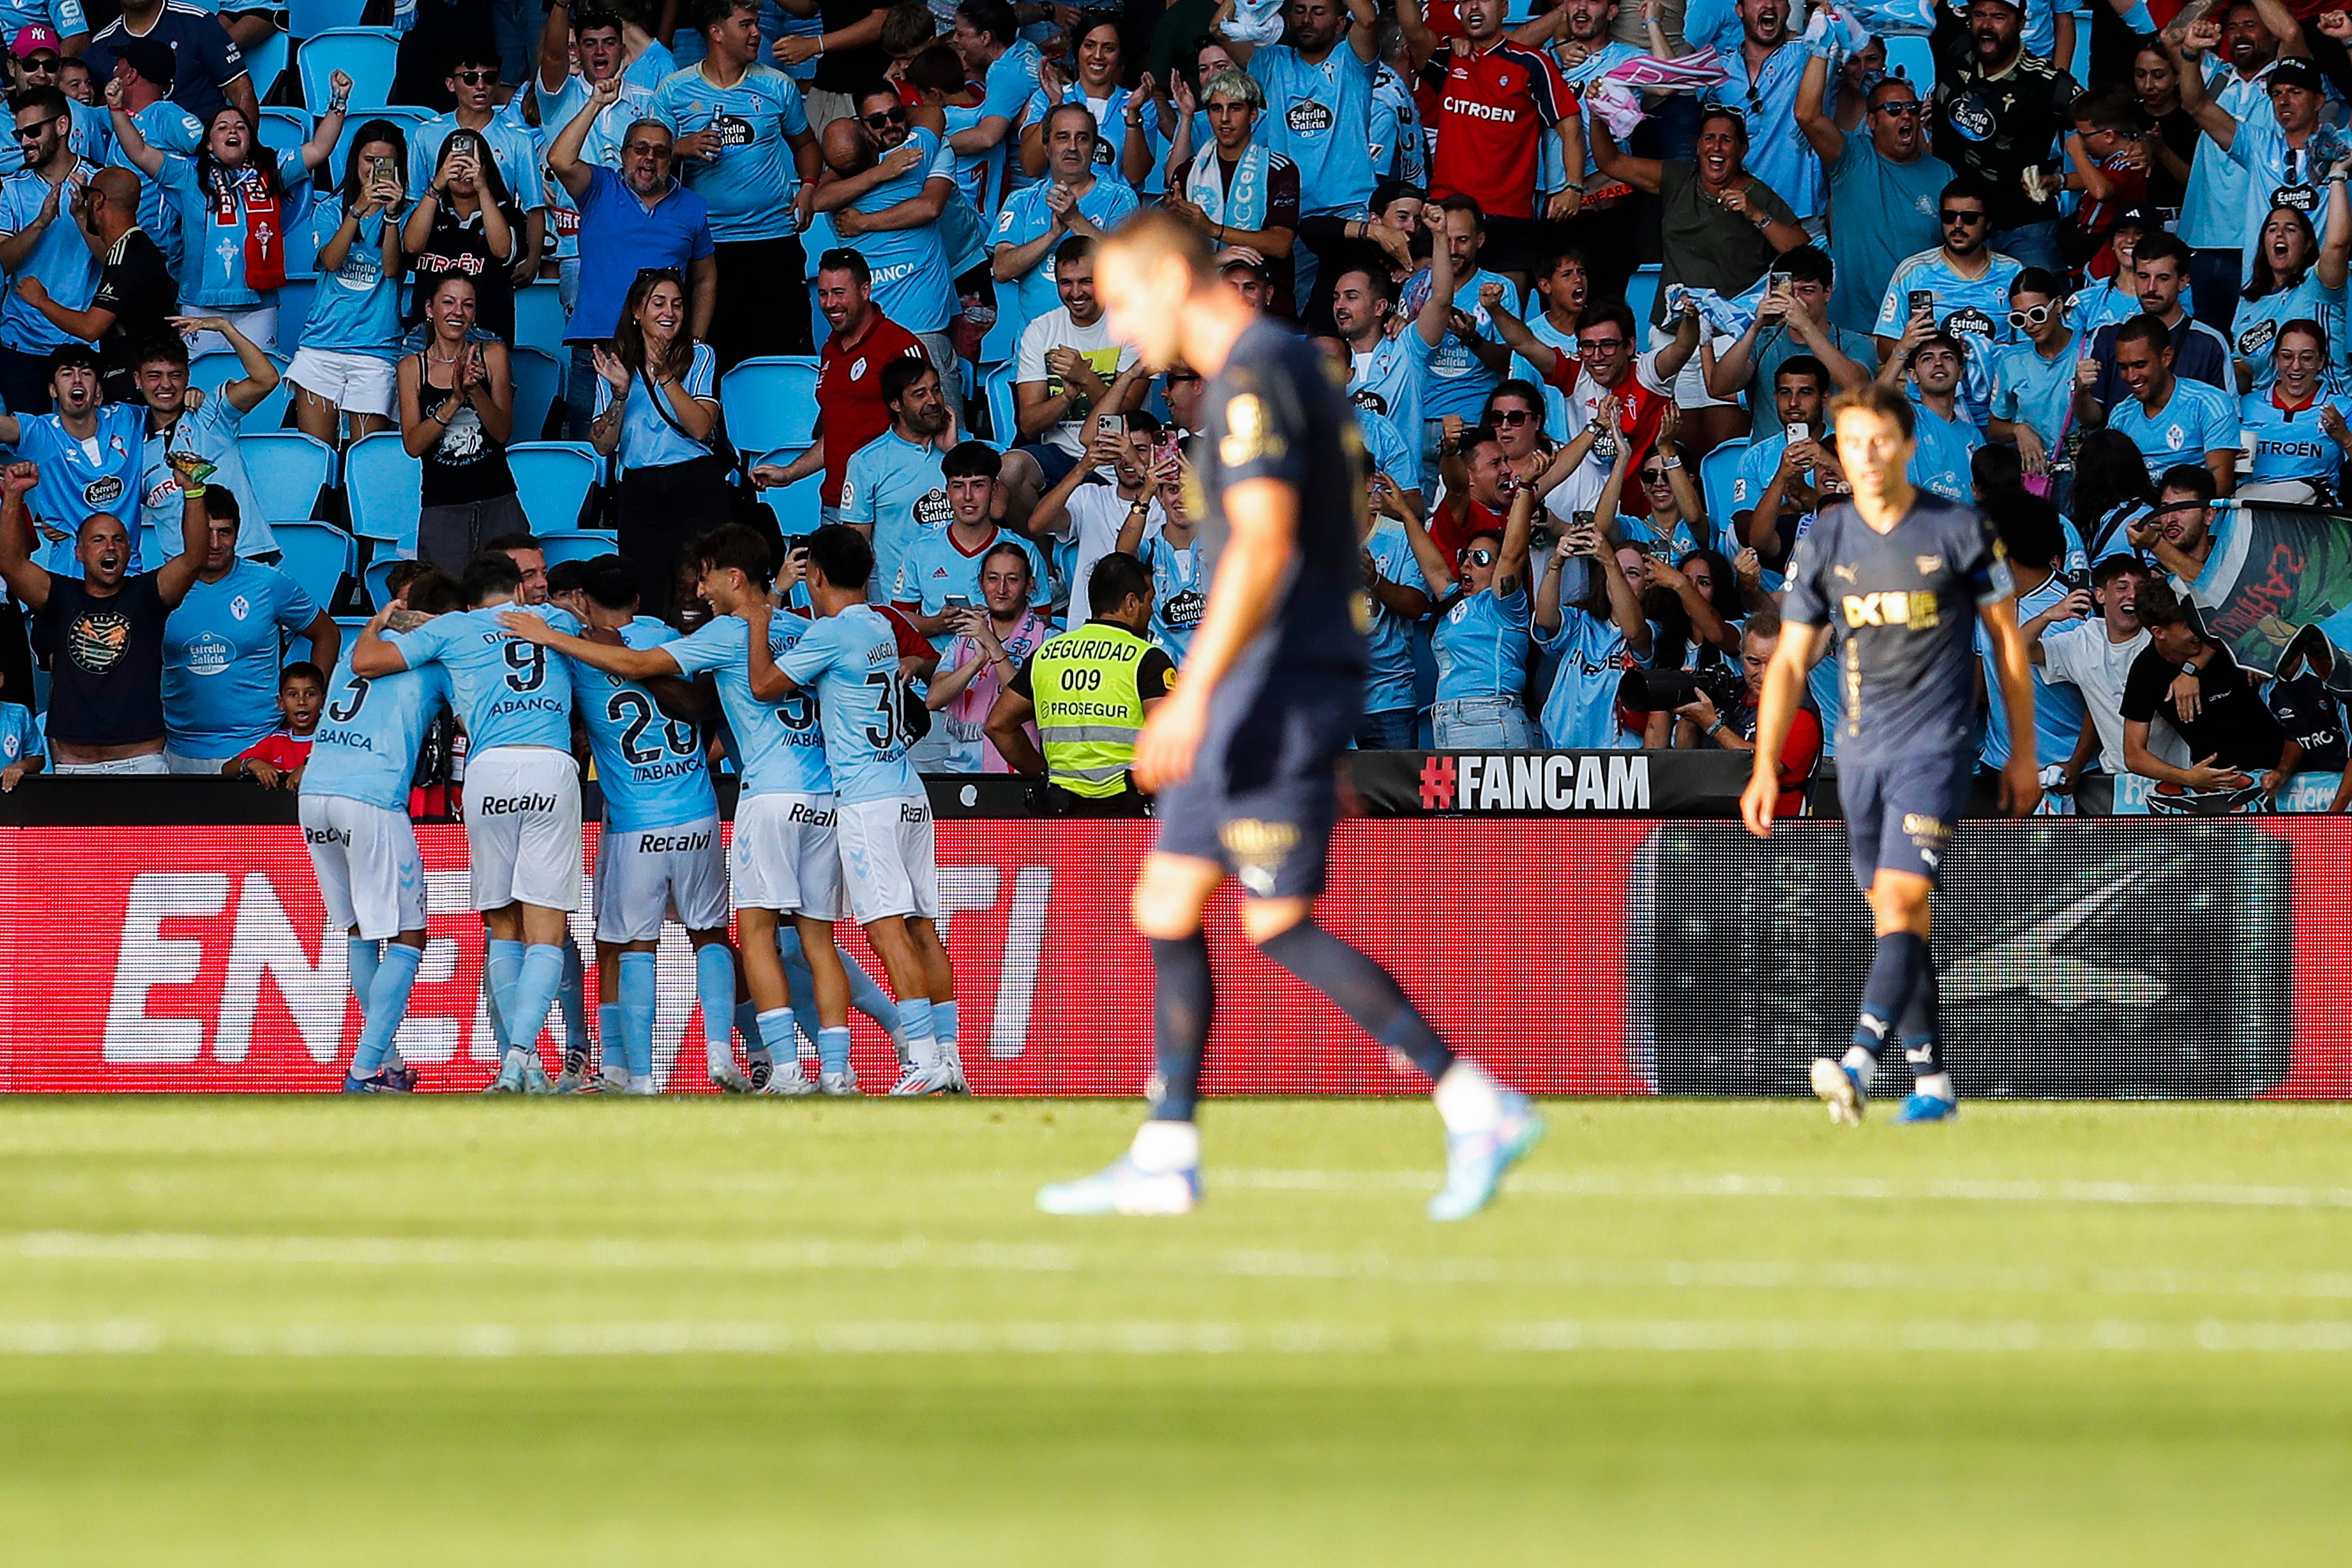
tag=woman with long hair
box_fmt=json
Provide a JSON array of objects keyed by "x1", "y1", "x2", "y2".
[
  {"x1": 290, "y1": 121, "x2": 409, "y2": 446},
  {"x1": 2070, "y1": 427, "x2": 2157, "y2": 562},
  {"x1": 398, "y1": 273, "x2": 521, "y2": 572},
  {"x1": 2233, "y1": 185, "x2": 2351, "y2": 393},
  {"x1": 403, "y1": 129, "x2": 524, "y2": 346},
  {"x1": 109, "y1": 75, "x2": 352, "y2": 355},
  {"x1": 590, "y1": 268, "x2": 728, "y2": 619},
  {"x1": 1018, "y1": 10, "x2": 1130, "y2": 180},
  {"x1": 2240, "y1": 318, "x2": 2352, "y2": 503}
]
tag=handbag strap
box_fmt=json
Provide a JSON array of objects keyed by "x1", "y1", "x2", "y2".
[{"x1": 638, "y1": 353, "x2": 739, "y2": 473}]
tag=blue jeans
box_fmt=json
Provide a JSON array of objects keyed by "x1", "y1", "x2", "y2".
[
  {"x1": 1991, "y1": 220, "x2": 2063, "y2": 274},
  {"x1": 1353, "y1": 706, "x2": 1419, "y2": 750},
  {"x1": 1430, "y1": 695, "x2": 1537, "y2": 749}
]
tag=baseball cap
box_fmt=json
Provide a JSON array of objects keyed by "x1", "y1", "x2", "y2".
[
  {"x1": 8, "y1": 24, "x2": 62, "y2": 59},
  {"x1": 119, "y1": 37, "x2": 176, "y2": 87},
  {"x1": 2271, "y1": 58, "x2": 2325, "y2": 92},
  {"x1": 2110, "y1": 205, "x2": 2156, "y2": 233}
]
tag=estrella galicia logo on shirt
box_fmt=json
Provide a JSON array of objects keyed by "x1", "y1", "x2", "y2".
[
  {"x1": 711, "y1": 114, "x2": 755, "y2": 150},
  {"x1": 913, "y1": 487, "x2": 951, "y2": 527},
  {"x1": 67, "y1": 610, "x2": 132, "y2": 674},
  {"x1": 2239, "y1": 318, "x2": 2278, "y2": 358},
  {"x1": 83, "y1": 475, "x2": 125, "y2": 509},
  {"x1": 2272, "y1": 182, "x2": 2319, "y2": 214},
  {"x1": 1352, "y1": 388, "x2": 1389, "y2": 417},
  {"x1": 1947, "y1": 95, "x2": 1996, "y2": 141},
  {"x1": 1943, "y1": 306, "x2": 1994, "y2": 339},
  {"x1": 185, "y1": 630, "x2": 233, "y2": 677},
  {"x1": 1286, "y1": 100, "x2": 1333, "y2": 135},
  {"x1": 1163, "y1": 588, "x2": 1205, "y2": 628}
]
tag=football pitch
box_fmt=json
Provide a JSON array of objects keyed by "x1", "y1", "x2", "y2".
[{"x1": 3, "y1": 1097, "x2": 2350, "y2": 1566}]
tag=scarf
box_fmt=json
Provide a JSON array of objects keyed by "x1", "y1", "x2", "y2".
[{"x1": 1186, "y1": 141, "x2": 1271, "y2": 230}]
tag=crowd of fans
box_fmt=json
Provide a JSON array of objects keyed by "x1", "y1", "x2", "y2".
[{"x1": 0, "y1": 0, "x2": 2350, "y2": 816}]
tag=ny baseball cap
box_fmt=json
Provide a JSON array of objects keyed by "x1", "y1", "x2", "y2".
[{"x1": 8, "y1": 24, "x2": 63, "y2": 59}]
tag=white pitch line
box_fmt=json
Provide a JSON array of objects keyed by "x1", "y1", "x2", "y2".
[
  {"x1": 3, "y1": 1317, "x2": 2352, "y2": 1356},
  {"x1": 11, "y1": 1231, "x2": 2352, "y2": 1305},
  {"x1": 1217, "y1": 1168, "x2": 2352, "y2": 1211}
]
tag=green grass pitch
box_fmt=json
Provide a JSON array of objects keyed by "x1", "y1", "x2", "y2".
[{"x1": 3, "y1": 1096, "x2": 2351, "y2": 1565}]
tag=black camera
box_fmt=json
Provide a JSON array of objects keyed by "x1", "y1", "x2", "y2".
[{"x1": 1619, "y1": 662, "x2": 1746, "y2": 715}]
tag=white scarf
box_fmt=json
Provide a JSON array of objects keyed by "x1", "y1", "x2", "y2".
[{"x1": 1185, "y1": 141, "x2": 1271, "y2": 230}]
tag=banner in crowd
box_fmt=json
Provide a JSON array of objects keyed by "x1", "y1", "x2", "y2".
[
  {"x1": 2, "y1": 818, "x2": 2348, "y2": 1097},
  {"x1": 2192, "y1": 504, "x2": 2352, "y2": 678}
]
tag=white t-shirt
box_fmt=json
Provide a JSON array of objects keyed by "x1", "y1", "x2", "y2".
[
  {"x1": 2040, "y1": 618, "x2": 2189, "y2": 776},
  {"x1": 1015, "y1": 307, "x2": 1139, "y2": 456},
  {"x1": 1542, "y1": 348, "x2": 1676, "y2": 524},
  {"x1": 1050, "y1": 483, "x2": 1164, "y2": 619}
]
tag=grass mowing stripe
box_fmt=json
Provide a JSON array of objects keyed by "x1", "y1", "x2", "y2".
[
  {"x1": 15, "y1": 1229, "x2": 2352, "y2": 1304},
  {"x1": 1219, "y1": 1167, "x2": 2352, "y2": 1209}
]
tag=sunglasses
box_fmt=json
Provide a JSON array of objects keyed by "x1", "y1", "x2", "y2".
[
  {"x1": 9, "y1": 124, "x2": 45, "y2": 142},
  {"x1": 862, "y1": 108, "x2": 909, "y2": 129},
  {"x1": 1164, "y1": 371, "x2": 1201, "y2": 385},
  {"x1": 1873, "y1": 99, "x2": 1921, "y2": 117},
  {"x1": 1639, "y1": 467, "x2": 1669, "y2": 482},
  {"x1": 1492, "y1": 408, "x2": 1534, "y2": 425},
  {"x1": 1464, "y1": 548, "x2": 1497, "y2": 568},
  {"x1": 2007, "y1": 301, "x2": 2059, "y2": 328},
  {"x1": 453, "y1": 69, "x2": 499, "y2": 85},
  {"x1": 20, "y1": 54, "x2": 60, "y2": 71},
  {"x1": 1939, "y1": 208, "x2": 1987, "y2": 226}
]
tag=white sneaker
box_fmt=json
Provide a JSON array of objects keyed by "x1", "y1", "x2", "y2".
[
  {"x1": 518, "y1": 1053, "x2": 555, "y2": 1096},
  {"x1": 819, "y1": 1068, "x2": 860, "y2": 1097},
  {"x1": 708, "y1": 1041, "x2": 751, "y2": 1093},
  {"x1": 597, "y1": 1068, "x2": 630, "y2": 1093},
  {"x1": 1811, "y1": 1057, "x2": 1866, "y2": 1126},
  {"x1": 888, "y1": 1062, "x2": 958, "y2": 1096},
  {"x1": 937, "y1": 1047, "x2": 969, "y2": 1094},
  {"x1": 756, "y1": 1061, "x2": 819, "y2": 1096},
  {"x1": 1037, "y1": 1158, "x2": 1200, "y2": 1215}
]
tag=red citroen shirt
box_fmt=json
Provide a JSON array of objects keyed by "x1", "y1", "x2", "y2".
[
  {"x1": 816, "y1": 310, "x2": 930, "y2": 507},
  {"x1": 1422, "y1": 39, "x2": 1575, "y2": 222}
]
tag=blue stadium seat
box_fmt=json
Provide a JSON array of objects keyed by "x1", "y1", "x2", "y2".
[
  {"x1": 276, "y1": 277, "x2": 316, "y2": 360},
  {"x1": 241, "y1": 430, "x2": 338, "y2": 523},
  {"x1": 186, "y1": 352, "x2": 294, "y2": 433},
  {"x1": 511, "y1": 284, "x2": 568, "y2": 360},
  {"x1": 509, "y1": 346, "x2": 563, "y2": 442},
  {"x1": 299, "y1": 28, "x2": 401, "y2": 115},
  {"x1": 1700, "y1": 442, "x2": 1745, "y2": 531},
  {"x1": 981, "y1": 362, "x2": 1017, "y2": 447},
  {"x1": 246, "y1": 28, "x2": 293, "y2": 103},
  {"x1": 538, "y1": 530, "x2": 621, "y2": 567},
  {"x1": 362, "y1": 555, "x2": 397, "y2": 610},
  {"x1": 504, "y1": 442, "x2": 602, "y2": 537},
  {"x1": 270, "y1": 521, "x2": 356, "y2": 608},
  {"x1": 719, "y1": 356, "x2": 820, "y2": 460},
  {"x1": 1625, "y1": 265, "x2": 1661, "y2": 328},
  {"x1": 289, "y1": 0, "x2": 370, "y2": 36},
  {"x1": 345, "y1": 430, "x2": 421, "y2": 553},
  {"x1": 754, "y1": 454, "x2": 823, "y2": 537},
  {"x1": 257, "y1": 108, "x2": 307, "y2": 172},
  {"x1": 330, "y1": 108, "x2": 431, "y2": 195},
  {"x1": 978, "y1": 303, "x2": 1022, "y2": 369}
]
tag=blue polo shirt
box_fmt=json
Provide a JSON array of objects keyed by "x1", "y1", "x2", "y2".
[{"x1": 563, "y1": 166, "x2": 716, "y2": 343}]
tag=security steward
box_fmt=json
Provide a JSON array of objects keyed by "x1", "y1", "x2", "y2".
[{"x1": 987, "y1": 552, "x2": 1175, "y2": 814}]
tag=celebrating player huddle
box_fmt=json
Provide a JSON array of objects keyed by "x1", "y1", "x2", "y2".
[{"x1": 306, "y1": 525, "x2": 960, "y2": 1097}]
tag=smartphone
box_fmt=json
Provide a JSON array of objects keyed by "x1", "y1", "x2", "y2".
[
  {"x1": 942, "y1": 595, "x2": 973, "y2": 614},
  {"x1": 1786, "y1": 422, "x2": 1808, "y2": 446},
  {"x1": 1908, "y1": 289, "x2": 1935, "y2": 321},
  {"x1": 778, "y1": 534, "x2": 807, "y2": 557},
  {"x1": 1765, "y1": 271, "x2": 1791, "y2": 293},
  {"x1": 1572, "y1": 510, "x2": 1596, "y2": 531},
  {"x1": 1151, "y1": 431, "x2": 1179, "y2": 470}
]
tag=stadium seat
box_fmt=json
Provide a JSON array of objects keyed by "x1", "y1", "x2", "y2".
[
  {"x1": 289, "y1": 0, "x2": 370, "y2": 37},
  {"x1": 241, "y1": 430, "x2": 338, "y2": 523},
  {"x1": 271, "y1": 521, "x2": 356, "y2": 608},
  {"x1": 981, "y1": 362, "x2": 1017, "y2": 448},
  {"x1": 504, "y1": 442, "x2": 603, "y2": 536},
  {"x1": 1884, "y1": 36, "x2": 1935, "y2": 92},
  {"x1": 719, "y1": 356, "x2": 820, "y2": 460},
  {"x1": 246, "y1": 28, "x2": 292, "y2": 103},
  {"x1": 538, "y1": 530, "x2": 620, "y2": 567},
  {"x1": 512, "y1": 284, "x2": 568, "y2": 361},
  {"x1": 1700, "y1": 442, "x2": 1745, "y2": 530},
  {"x1": 276, "y1": 277, "x2": 316, "y2": 360},
  {"x1": 361, "y1": 554, "x2": 397, "y2": 610},
  {"x1": 755, "y1": 456, "x2": 823, "y2": 538},
  {"x1": 299, "y1": 28, "x2": 401, "y2": 114},
  {"x1": 978, "y1": 303, "x2": 1022, "y2": 369},
  {"x1": 257, "y1": 107, "x2": 307, "y2": 171},
  {"x1": 509, "y1": 346, "x2": 563, "y2": 443},
  {"x1": 185, "y1": 351, "x2": 294, "y2": 432},
  {"x1": 1625, "y1": 265, "x2": 1661, "y2": 329},
  {"x1": 344, "y1": 430, "x2": 421, "y2": 553}
]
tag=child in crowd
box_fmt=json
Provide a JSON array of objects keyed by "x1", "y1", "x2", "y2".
[{"x1": 227, "y1": 664, "x2": 327, "y2": 789}]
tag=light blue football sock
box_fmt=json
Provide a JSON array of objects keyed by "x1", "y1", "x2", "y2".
[
  {"x1": 347, "y1": 938, "x2": 380, "y2": 1025},
  {"x1": 735, "y1": 999, "x2": 767, "y2": 1061},
  {"x1": 757, "y1": 1008, "x2": 797, "y2": 1069},
  {"x1": 618, "y1": 951, "x2": 658, "y2": 1080},
  {"x1": 352, "y1": 942, "x2": 422, "y2": 1078},
  {"x1": 694, "y1": 943, "x2": 736, "y2": 1058},
  {"x1": 485, "y1": 939, "x2": 526, "y2": 1053},
  {"x1": 507, "y1": 944, "x2": 565, "y2": 1060},
  {"x1": 935, "y1": 999, "x2": 959, "y2": 1055},
  {"x1": 776, "y1": 927, "x2": 819, "y2": 1048},
  {"x1": 558, "y1": 934, "x2": 591, "y2": 1055},
  {"x1": 843, "y1": 949, "x2": 903, "y2": 1040},
  {"x1": 597, "y1": 1003, "x2": 622, "y2": 1077},
  {"x1": 817, "y1": 1026, "x2": 851, "y2": 1079},
  {"x1": 898, "y1": 997, "x2": 936, "y2": 1067}
]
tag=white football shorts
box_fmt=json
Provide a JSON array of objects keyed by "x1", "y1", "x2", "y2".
[
  {"x1": 302, "y1": 792, "x2": 427, "y2": 941},
  {"x1": 462, "y1": 746, "x2": 583, "y2": 911},
  {"x1": 834, "y1": 794, "x2": 938, "y2": 924},
  {"x1": 594, "y1": 814, "x2": 730, "y2": 942},
  {"x1": 729, "y1": 791, "x2": 842, "y2": 919}
]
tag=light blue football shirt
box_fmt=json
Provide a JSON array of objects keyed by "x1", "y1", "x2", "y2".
[
  {"x1": 775, "y1": 604, "x2": 924, "y2": 803},
  {"x1": 393, "y1": 602, "x2": 581, "y2": 752},
  {"x1": 664, "y1": 610, "x2": 834, "y2": 796},
  {"x1": 569, "y1": 617, "x2": 717, "y2": 831},
  {"x1": 302, "y1": 635, "x2": 451, "y2": 812}
]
